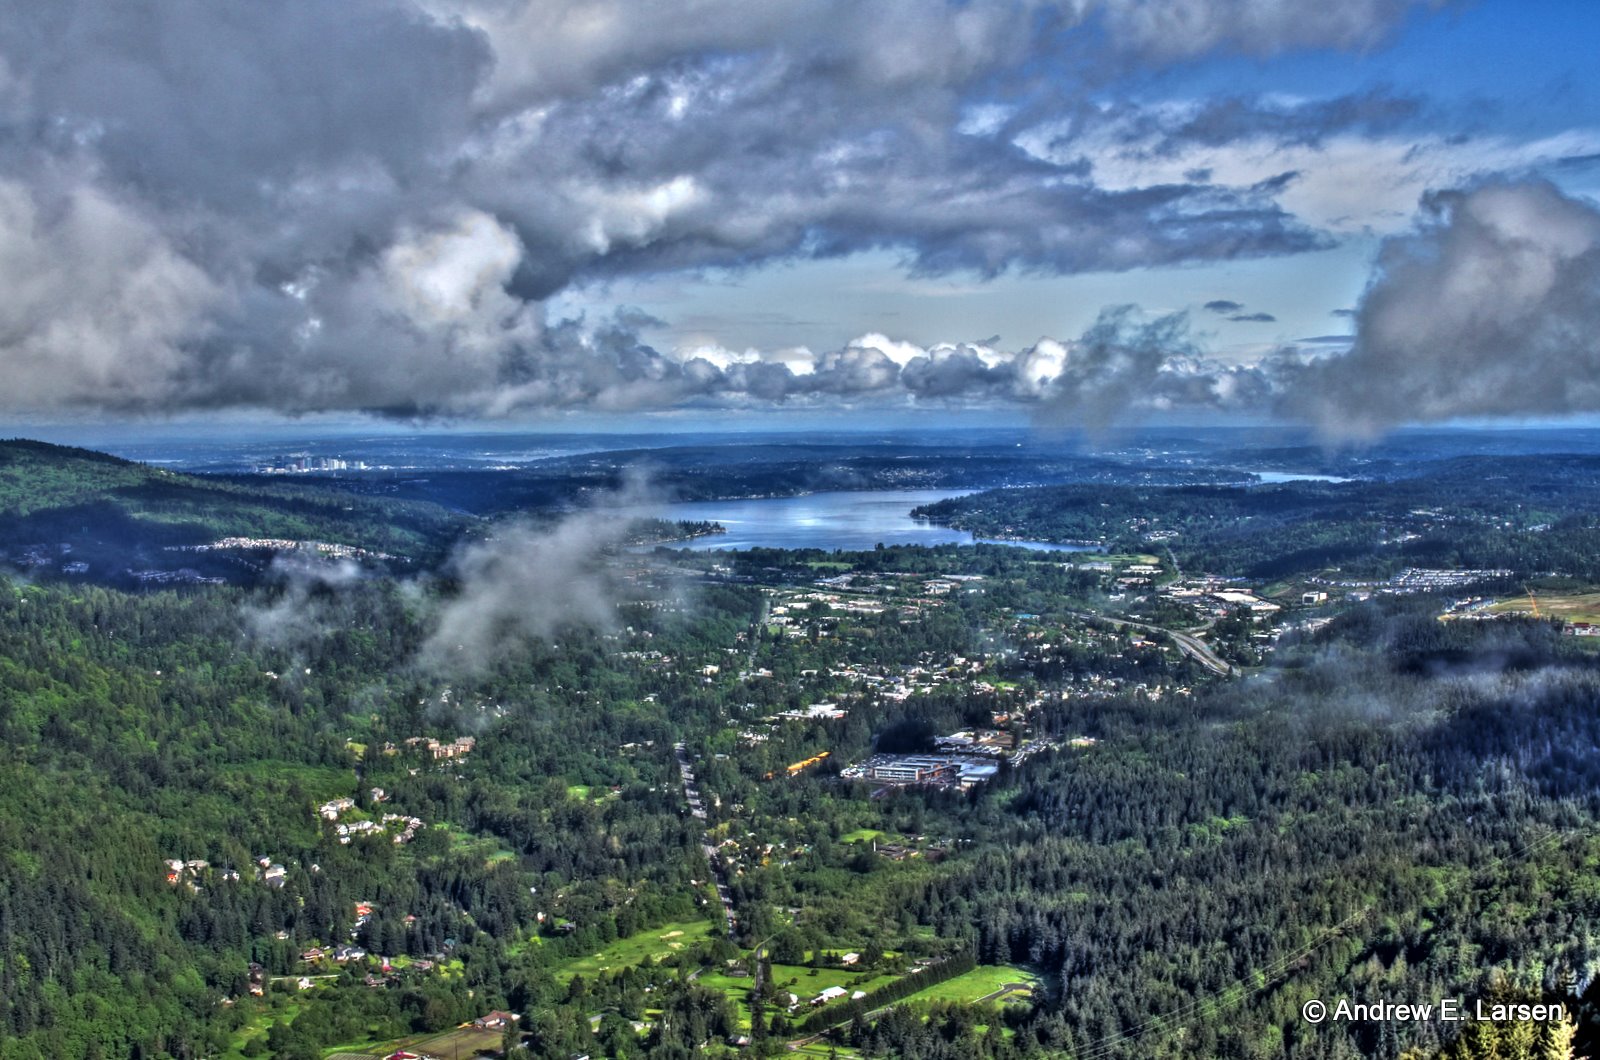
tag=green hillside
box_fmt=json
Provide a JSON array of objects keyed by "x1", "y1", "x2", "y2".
[{"x1": 0, "y1": 440, "x2": 468, "y2": 583}]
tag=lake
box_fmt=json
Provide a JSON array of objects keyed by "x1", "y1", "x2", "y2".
[
  {"x1": 653, "y1": 489, "x2": 1095, "y2": 553},
  {"x1": 1252, "y1": 471, "x2": 1353, "y2": 484}
]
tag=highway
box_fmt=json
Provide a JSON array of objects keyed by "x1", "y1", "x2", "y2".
[{"x1": 1070, "y1": 610, "x2": 1235, "y2": 677}]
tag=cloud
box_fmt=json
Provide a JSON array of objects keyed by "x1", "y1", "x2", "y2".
[
  {"x1": 136, "y1": 175, "x2": 1600, "y2": 438},
  {"x1": 243, "y1": 553, "x2": 366, "y2": 650},
  {"x1": 418, "y1": 491, "x2": 650, "y2": 674},
  {"x1": 0, "y1": 0, "x2": 1453, "y2": 417},
  {"x1": 1046, "y1": 97, "x2": 1600, "y2": 235},
  {"x1": 0, "y1": 175, "x2": 221, "y2": 410},
  {"x1": 1228, "y1": 311, "x2": 1277, "y2": 322},
  {"x1": 1089, "y1": 0, "x2": 1452, "y2": 61},
  {"x1": 1031, "y1": 306, "x2": 1201, "y2": 431},
  {"x1": 1290, "y1": 179, "x2": 1600, "y2": 436}
]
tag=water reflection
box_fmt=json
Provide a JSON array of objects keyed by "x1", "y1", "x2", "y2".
[{"x1": 651, "y1": 489, "x2": 1094, "y2": 553}]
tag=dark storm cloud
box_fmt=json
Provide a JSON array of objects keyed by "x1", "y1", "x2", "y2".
[
  {"x1": 0, "y1": 0, "x2": 488, "y2": 207},
  {"x1": 0, "y1": 0, "x2": 1450, "y2": 416}
]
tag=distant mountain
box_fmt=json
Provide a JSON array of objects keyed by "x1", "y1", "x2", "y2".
[{"x1": 0, "y1": 439, "x2": 468, "y2": 586}]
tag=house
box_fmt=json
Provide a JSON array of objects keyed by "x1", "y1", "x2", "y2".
[
  {"x1": 474, "y1": 1010, "x2": 520, "y2": 1030},
  {"x1": 840, "y1": 952, "x2": 860, "y2": 966},
  {"x1": 812, "y1": 986, "x2": 848, "y2": 1005}
]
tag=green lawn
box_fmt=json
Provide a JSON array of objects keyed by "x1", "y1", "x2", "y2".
[
  {"x1": 838, "y1": 828, "x2": 887, "y2": 844},
  {"x1": 554, "y1": 918, "x2": 721, "y2": 979},
  {"x1": 901, "y1": 964, "x2": 1037, "y2": 1006},
  {"x1": 766, "y1": 962, "x2": 899, "y2": 996}
]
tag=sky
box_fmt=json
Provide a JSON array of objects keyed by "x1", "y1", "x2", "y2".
[{"x1": 1, "y1": 0, "x2": 1599, "y2": 437}]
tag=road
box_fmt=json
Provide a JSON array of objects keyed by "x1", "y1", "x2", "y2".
[
  {"x1": 975, "y1": 982, "x2": 1034, "y2": 1003},
  {"x1": 1069, "y1": 610, "x2": 1234, "y2": 677},
  {"x1": 674, "y1": 742, "x2": 739, "y2": 939}
]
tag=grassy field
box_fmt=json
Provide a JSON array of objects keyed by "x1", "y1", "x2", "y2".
[
  {"x1": 1488, "y1": 590, "x2": 1600, "y2": 623},
  {"x1": 223, "y1": 1000, "x2": 303, "y2": 1059},
  {"x1": 1099, "y1": 553, "x2": 1162, "y2": 566},
  {"x1": 693, "y1": 968, "x2": 762, "y2": 1031},
  {"x1": 838, "y1": 828, "x2": 887, "y2": 844},
  {"x1": 554, "y1": 918, "x2": 721, "y2": 979},
  {"x1": 698, "y1": 960, "x2": 901, "y2": 1033},
  {"x1": 900, "y1": 964, "x2": 1037, "y2": 1006},
  {"x1": 764, "y1": 962, "x2": 899, "y2": 1001},
  {"x1": 325, "y1": 1023, "x2": 505, "y2": 1060},
  {"x1": 431, "y1": 823, "x2": 517, "y2": 868}
]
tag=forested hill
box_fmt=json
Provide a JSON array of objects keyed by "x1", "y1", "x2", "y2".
[
  {"x1": 0, "y1": 439, "x2": 468, "y2": 584},
  {"x1": 913, "y1": 453, "x2": 1600, "y2": 581}
]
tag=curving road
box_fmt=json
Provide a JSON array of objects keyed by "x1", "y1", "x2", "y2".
[{"x1": 1069, "y1": 609, "x2": 1234, "y2": 677}]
